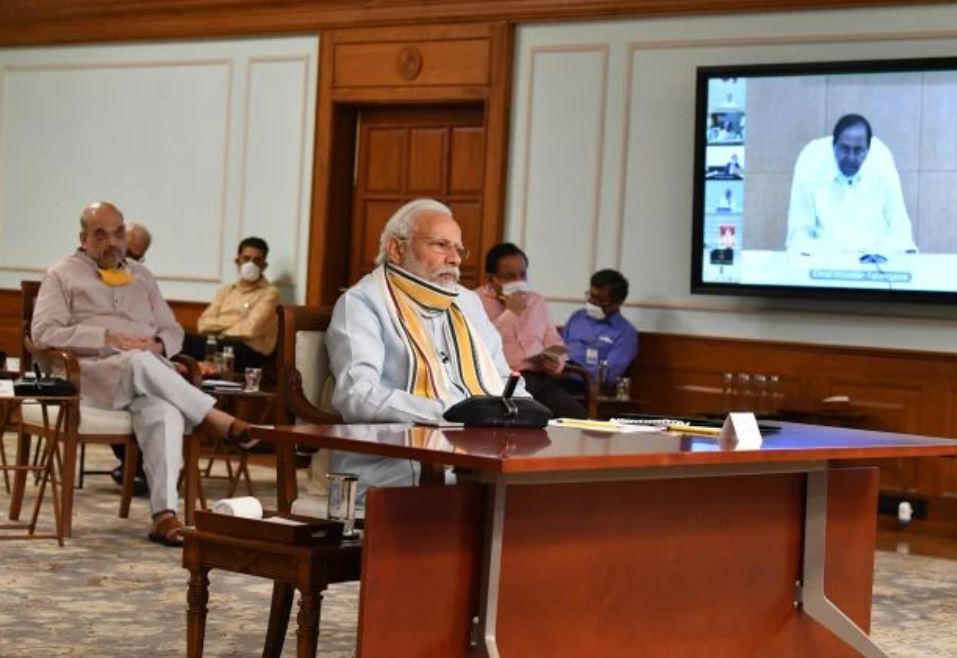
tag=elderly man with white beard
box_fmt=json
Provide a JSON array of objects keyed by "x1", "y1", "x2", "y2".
[{"x1": 325, "y1": 198, "x2": 524, "y2": 498}]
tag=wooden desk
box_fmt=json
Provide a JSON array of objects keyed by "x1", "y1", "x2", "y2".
[{"x1": 253, "y1": 422, "x2": 957, "y2": 658}]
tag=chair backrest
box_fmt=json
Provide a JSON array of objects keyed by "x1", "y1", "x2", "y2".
[
  {"x1": 275, "y1": 304, "x2": 341, "y2": 425},
  {"x1": 20, "y1": 280, "x2": 41, "y2": 373}
]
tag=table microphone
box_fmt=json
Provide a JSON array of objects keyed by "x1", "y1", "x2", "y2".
[{"x1": 502, "y1": 371, "x2": 521, "y2": 399}]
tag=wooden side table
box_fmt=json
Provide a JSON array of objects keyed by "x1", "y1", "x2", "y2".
[{"x1": 181, "y1": 527, "x2": 361, "y2": 658}]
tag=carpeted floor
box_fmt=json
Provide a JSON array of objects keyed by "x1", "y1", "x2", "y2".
[{"x1": 2, "y1": 442, "x2": 957, "y2": 657}]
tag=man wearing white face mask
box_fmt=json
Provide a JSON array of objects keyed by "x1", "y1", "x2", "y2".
[
  {"x1": 562, "y1": 269, "x2": 638, "y2": 394},
  {"x1": 191, "y1": 236, "x2": 280, "y2": 375},
  {"x1": 476, "y1": 242, "x2": 586, "y2": 419}
]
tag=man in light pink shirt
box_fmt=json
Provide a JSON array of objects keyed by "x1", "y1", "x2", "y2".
[{"x1": 475, "y1": 243, "x2": 587, "y2": 419}]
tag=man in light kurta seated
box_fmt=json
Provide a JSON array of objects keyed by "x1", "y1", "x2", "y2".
[
  {"x1": 31, "y1": 201, "x2": 254, "y2": 546},
  {"x1": 184, "y1": 236, "x2": 280, "y2": 377},
  {"x1": 325, "y1": 198, "x2": 523, "y2": 500}
]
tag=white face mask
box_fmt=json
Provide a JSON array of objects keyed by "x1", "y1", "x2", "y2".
[
  {"x1": 239, "y1": 261, "x2": 261, "y2": 283},
  {"x1": 585, "y1": 301, "x2": 606, "y2": 321},
  {"x1": 500, "y1": 280, "x2": 529, "y2": 296}
]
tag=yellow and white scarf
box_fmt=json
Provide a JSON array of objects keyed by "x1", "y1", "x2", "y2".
[{"x1": 376, "y1": 263, "x2": 503, "y2": 399}]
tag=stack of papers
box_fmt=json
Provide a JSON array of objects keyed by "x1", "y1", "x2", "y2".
[{"x1": 202, "y1": 379, "x2": 243, "y2": 390}]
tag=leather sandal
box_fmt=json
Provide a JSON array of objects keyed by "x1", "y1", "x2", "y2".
[
  {"x1": 228, "y1": 419, "x2": 260, "y2": 450},
  {"x1": 148, "y1": 514, "x2": 184, "y2": 547}
]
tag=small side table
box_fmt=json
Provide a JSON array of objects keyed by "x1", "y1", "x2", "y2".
[
  {"x1": 0, "y1": 394, "x2": 78, "y2": 545},
  {"x1": 181, "y1": 527, "x2": 361, "y2": 658},
  {"x1": 184, "y1": 388, "x2": 277, "y2": 525}
]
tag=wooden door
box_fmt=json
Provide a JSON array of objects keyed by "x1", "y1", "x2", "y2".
[{"x1": 349, "y1": 104, "x2": 486, "y2": 288}]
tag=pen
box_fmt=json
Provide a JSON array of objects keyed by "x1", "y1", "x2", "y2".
[
  {"x1": 666, "y1": 424, "x2": 723, "y2": 436},
  {"x1": 554, "y1": 418, "x2": 623, "y2": 430}
]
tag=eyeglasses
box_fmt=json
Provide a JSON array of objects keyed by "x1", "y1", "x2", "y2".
[{"x1": 403, "y1": 236, "x2": 469, "y2": 260}]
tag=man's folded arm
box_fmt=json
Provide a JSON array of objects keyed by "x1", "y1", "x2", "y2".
[
  {"x1": 196, "y1": 286, "x2": 230, "y2": 334},
  {"x1": 221, "y1": 287, "x2": 280, "y2": 341},
  {"x1": 31, "y1": 271, "x2": 107, "y2": 351},
  {"x1": 327, "y1": 293, "x2": 446, "y2": 423}
]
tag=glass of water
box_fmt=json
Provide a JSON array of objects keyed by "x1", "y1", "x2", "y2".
[
  {"x1": 244, "y1": 367, "x2": 262, "y2": 392},
  {"x1": 616, "y1": 377, "x2": 631, "y2": 401}
]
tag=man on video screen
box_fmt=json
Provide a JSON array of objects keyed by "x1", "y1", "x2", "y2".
[{"x1": 785, "y1": 113, "x2": 917, "y2": 257}]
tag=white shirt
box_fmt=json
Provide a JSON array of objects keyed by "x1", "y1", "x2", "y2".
[{"x1": 785, "y1": 136, "x2": 917, "y2": 255}]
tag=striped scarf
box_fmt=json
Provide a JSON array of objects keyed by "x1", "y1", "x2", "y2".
[{"x1": 376, "y1": 263, "x2": 503, "y2": 400}]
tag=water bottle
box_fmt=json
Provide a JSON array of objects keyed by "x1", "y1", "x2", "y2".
[
  {"x1": 222, "y1": 345, "x2": 235, "y2": 376},
  {"x1": 597, "y1": 359, "x2": 609, "y2": 395},
  {"x1": 204, "y1": 335, "x2": 217, "y2": 362}
]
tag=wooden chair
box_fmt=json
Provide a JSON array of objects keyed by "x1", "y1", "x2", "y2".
[
  {"x1": 15, "y1": 280, "x2": 138, "y2": 534},
  {"x1": 274, "y1": 304, "x2": 342, "y2": 513},
  {"x1": 18, "y1": 279, "x2": 202, "y2": 536}
]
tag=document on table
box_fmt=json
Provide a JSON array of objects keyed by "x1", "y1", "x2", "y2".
[{"x1": 549, "y1": 418, "x2": 660, "y2": 433}]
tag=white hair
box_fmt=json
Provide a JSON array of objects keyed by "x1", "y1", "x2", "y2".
[{"x1": 375, "y1": 198, "x2": 454, "y2": 266}]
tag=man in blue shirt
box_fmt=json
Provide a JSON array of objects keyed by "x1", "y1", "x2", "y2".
[{"x1": 562, "y1": 269, "x2": 638, "y2": 393}]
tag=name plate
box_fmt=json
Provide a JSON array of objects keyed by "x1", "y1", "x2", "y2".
[{"x1": 718, "y1": 412, "x2": 763, "y2": 449}]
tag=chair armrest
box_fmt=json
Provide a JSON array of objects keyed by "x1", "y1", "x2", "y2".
[
  {"x1": 23, "y1": 336, "x2": 81, "y2": 390},
  {"x1": 284, "y1": 367, "x2": 341, "y2": 425}
]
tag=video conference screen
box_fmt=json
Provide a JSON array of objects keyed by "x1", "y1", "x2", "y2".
[{"x1": 690, "y1": 57, "x2": 957, "y2": 302}]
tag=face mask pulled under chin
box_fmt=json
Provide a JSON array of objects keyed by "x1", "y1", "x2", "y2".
[
  {"x1": 500, "y1": 280, "x2": 529, "y2": 296},
  {"x1": 239, "y1": 261, "x2": 261, "y2": 282},
  {"x1": 585, "y1": 301, "x2": 606, "y2": 321}
]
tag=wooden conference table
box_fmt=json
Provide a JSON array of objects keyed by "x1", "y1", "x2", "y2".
[{"x1": 252, "y1": 421, "x2": 957, "y2": 658}]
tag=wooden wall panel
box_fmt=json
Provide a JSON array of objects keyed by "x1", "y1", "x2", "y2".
[
  {"x1": 0, "y1": 288, "x2": 206, "y2": 358},
  {"x1": 629, "y1": 331, "x2": 957, "y2": 506},
  {"x1": 0, "y1": 1, "x2": 949, "y2": 46}
]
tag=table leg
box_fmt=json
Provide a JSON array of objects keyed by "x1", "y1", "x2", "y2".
[
  {"x1": 295, "y1": 589, "x2": 322, "y2": 658},
  {"x1": 276, "y1": 438, "x2": 297, "y2": 513},
  {"x1": 186, "y1": 566, "x2": 211, "y2": 658},
  {"x1": 184, "y1": 432, "x2": 199, "y2": 526},
  {"x1": 473, "y1": 478, "x2": 506, "y2": 658},
  {"x1": 57, "y1": 403, "x2": 78, "y2": 538},
  {"x1": 9, "y1": 430, "x2": 30, "y2": 520},
  {"x1": 798, "y1": 469, "x2": 888, "y2": 657},
  {"x1": 263, "y1": 581, "x2": 294, "y2": 658},
  {"x1": 0, "y1": 402, "x2": 11, "y2": 494}
]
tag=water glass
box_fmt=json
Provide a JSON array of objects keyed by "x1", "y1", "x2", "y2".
[
  {"x1": 244, "y1": 367, "x2": 263, "y2": 392},
  {"x1": 327, "y1": 472, "x2": 359, "y2": 537},
  {"x1": 616, "y1": 376, "x2": 631, "y2": 401}
]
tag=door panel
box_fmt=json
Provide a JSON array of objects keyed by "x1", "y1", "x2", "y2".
[{"x1": 350, "y1": 104, "x2": 485, "y2": 287}]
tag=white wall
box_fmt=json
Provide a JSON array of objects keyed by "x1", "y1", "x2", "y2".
[
  {"x1": 508, "y1": 5, "x2": 957, "y2": 353},
  {"x1": 0, "y1": 36, "x2": 318, "y2": 303}
]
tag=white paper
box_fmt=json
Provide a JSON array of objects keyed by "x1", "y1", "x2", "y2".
[
  {"x1": 212, "y1": 496, "x2": 263, "y2": 519},
  {"x1": 0, "y1": 380, "x2": 13, "y2": 397},
  {"x1": 718, "y1": 412, "x2": 763, "y2": 449}
]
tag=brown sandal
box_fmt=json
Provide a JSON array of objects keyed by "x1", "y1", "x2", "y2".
[
  {"x1": 148, "y1": 514, "x2": 184, "y2": 547},
  {"x1": 228, "y1": 419, "x2": 259, "y2": 450}
]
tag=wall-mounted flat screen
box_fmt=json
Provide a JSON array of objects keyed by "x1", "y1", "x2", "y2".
[{"x1": 691, "y1": 57, "x2": 957, "y2": 303}]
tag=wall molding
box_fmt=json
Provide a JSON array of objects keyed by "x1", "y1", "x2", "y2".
[
  {"x1": 236, "y1": 54, "x2": 312, "y2": 289},
  {"x1": 518, "y1": 44, "x2": 609, "y2": 279},
  {"x1": 0, "y1": 56, "x2": 234, "y2": 284}
]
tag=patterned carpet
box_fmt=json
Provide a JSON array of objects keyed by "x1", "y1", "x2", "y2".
[{"x1": 2, "y1": 441, "x2": 957, "y2": 657}]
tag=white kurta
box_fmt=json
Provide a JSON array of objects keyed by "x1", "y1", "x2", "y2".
[
  {"x1": 785, "y1": 136, "x2": 917, "y2": 255},
  {"x1": 32, "y1": 250, "x2": 215, "y2": 514},
  {"x1": 32, "y1": 250, "x2": 184, "y2": 408},
  {"x1": 325, "y1": 267, "x2": 524, "y2": 498}
]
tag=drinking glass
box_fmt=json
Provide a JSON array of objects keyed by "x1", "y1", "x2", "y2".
[{"x1": 244, "y1": 367, "x2": 263, "y2": 392}]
